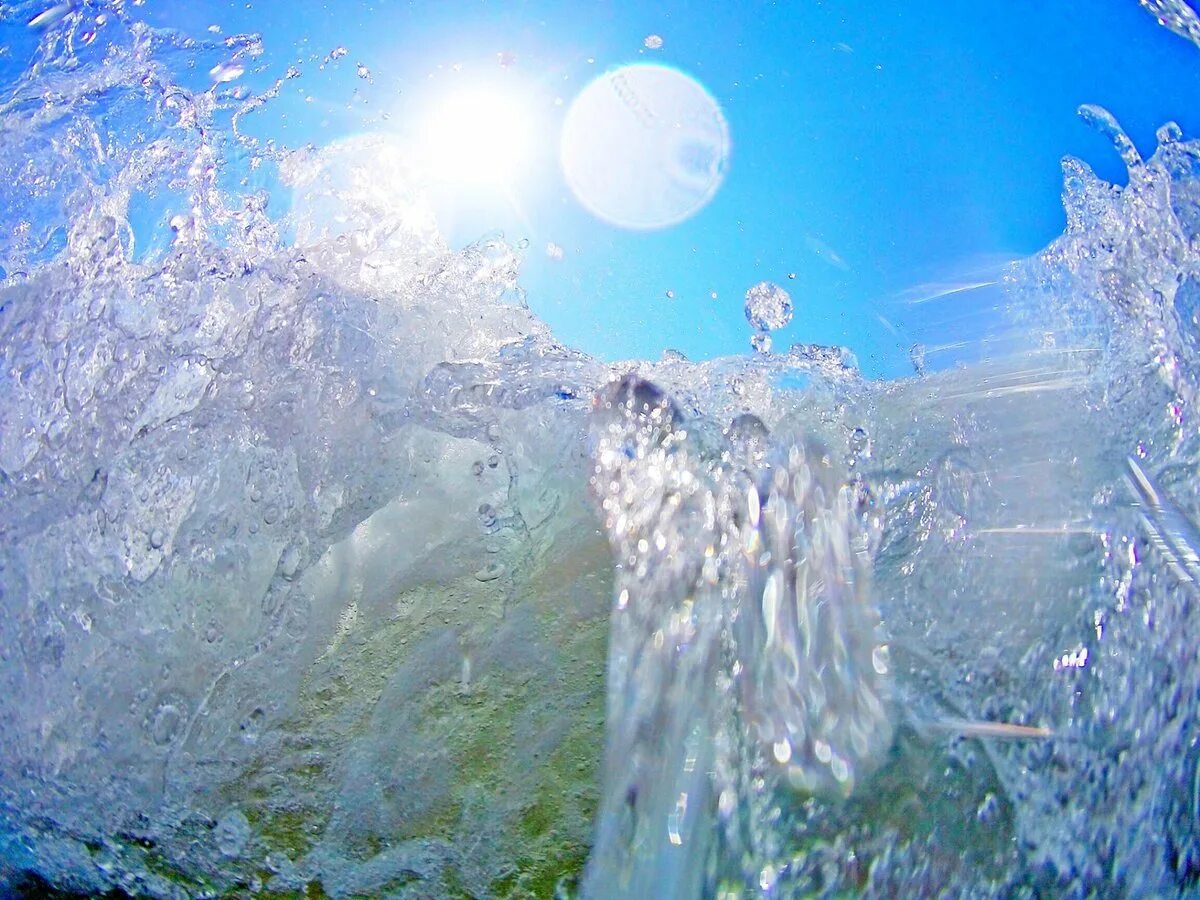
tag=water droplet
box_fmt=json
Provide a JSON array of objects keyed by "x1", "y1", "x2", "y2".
[
  {"x1": 472, "y1": 460, "x2": 485, "y2": 477},
  {"x1": 209, "y1": 61, "x2": 245, "y2": 84},
  {"x1": 750, "y1": 332, "x2": 772, "y2": 354},
  {"x1": 330, "y1": 46, "x2": 348, "y2": 60},
  {"x1": 644, "y1": 34, "x2": 664, "y2": 50},
  {"x1": 665, "y1": 289, "x2": 675, "y2": 300},
  {"x1": 909, "y1": 343, "x2": 927, "y2": 377},
  {"x1": 744, "y1": 281, "x2": 793, "y2": 331},
  {"x1": 215, "y1": 809, "x2": 251, "y2": 857},
  {"x1": 355, "y1": 62, "x2": 371, "y2": 80},
  {"x1": 977, "y1": 792, "x2": 1000, "y2": 824},
  {"x1": 148, "y1": 700, "x2": 185, "y2": 746},
  {"x1": 149, "y1": 529, "x2": 165, "y2": 550},
  {"x1": 546, "y1": 242, "x2": 565, "y2": 261},
  {"x1": 474, "y1": 562, "x2": 505, "y2": 582},
  {"x1": 478, "y1": 503, "x2": 498, "y2": 531},
  {"x1": 27, "y1": 3, "x2": 71, "y2": 30}
]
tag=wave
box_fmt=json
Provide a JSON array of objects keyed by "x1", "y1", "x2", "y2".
[{"x1": 2, "y1": 2, "x2": 1200, "y2": 896}]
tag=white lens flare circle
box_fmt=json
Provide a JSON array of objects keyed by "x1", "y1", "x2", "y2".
[
  {"x1": 420, "y1": 87, "x2": 535, "y2": 188},
  {"x1": 560, "y1": 63, "x2": 730, "y2": 230}
]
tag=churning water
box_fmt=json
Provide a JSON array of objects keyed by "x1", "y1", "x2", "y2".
[{"x1": 3, "y1": 2, "x2": 1200, "y2": 898}]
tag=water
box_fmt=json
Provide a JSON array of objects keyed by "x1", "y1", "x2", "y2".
[{"x1": 2, "y1": 2, "x2": 1200, "y2": 897}]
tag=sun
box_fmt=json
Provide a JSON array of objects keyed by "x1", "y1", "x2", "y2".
[{"x1": 417, "y1": 85, "x2": 537, "y2": 190}]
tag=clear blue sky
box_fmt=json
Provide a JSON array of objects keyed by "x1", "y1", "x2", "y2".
[{"x1": 118, "y1": 1, "x2": 1200, "y2": 376}]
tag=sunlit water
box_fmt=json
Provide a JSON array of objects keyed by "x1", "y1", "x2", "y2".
[{"x1": 2, "y1": 2, "x2": 1200, "y2": 898}]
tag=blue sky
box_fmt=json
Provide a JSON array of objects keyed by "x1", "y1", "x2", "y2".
[{"x1": 115, "y1": 1, "x2": 1200, "y2": 375}]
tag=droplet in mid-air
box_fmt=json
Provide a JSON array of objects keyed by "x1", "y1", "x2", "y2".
[
  {"x1": 560, "y1": 64, "x2": 730, "y2": 230},
  {"x1": 209, "y1": 61, "x2": 245, "y2": 84},
  {"x1": 750, "y1": 332, "x2": 772, "y2": 354},
  {"x1": 744, "y1": 281, "x2": 793, "y2": 331},
  {"x1": 644, "y1": 34, "x2": 664, "y2": 50}
]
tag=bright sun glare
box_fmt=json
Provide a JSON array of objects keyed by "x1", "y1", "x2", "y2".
[{"x1": 418, "y1": 87, "x2": 536, "y2": 190}]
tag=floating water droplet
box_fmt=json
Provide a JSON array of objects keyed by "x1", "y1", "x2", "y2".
[
  {"x1": 910, "y1": 342, "x2": 927, "y2": 377},
  {"x1": 750, "y1": 332, "x2": 772, "y2": 354},
  {"x1": 644, "y1": 34, "x2": 664, "y2": 50},
  {"x1": 665, "y1": 289, "x2": 675, "y2": 299},
  {"x1": 744, "y1": 281, "x2": 793, "y2": 331},
  {"x1": 355, "y1": 63, "x2": 371, "y2": 80},
  {"x1": 209, "y1": 61, "x2": 245, "y2": 84},
  {"x1": 330, "y1": 46, "x2": 348, "y2": 60},
  {"x1": 149, "y1": 529, "x2": 165, "y2": 550},
  {"x1": 27, "y1": 2, "x2": 72, "y2": 30},
  {"x1": 546, "y1": 242, "x2": 564, "y2": 261}
]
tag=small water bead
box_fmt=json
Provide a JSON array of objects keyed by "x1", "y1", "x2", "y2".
[
  {"x1": 750, "y1": 332, "x2": 772, "y2": 354},
  {"x1": 472, "y1": 460, "x2": 485, "y2": 477},
  {"x1": 356, "y1": 63, "x2": 371, "y2": 80},
  {"x1": 149, "y1": 529, "x2": 165, "y2": 550},
  {"x1": 209, "y1": 61, "x2": 245, "y2": 84},
  {"x1": 744, "y1": 281, "x2": 793, "y2": 331},
  {"x1": 909, "y1": 342, "x2": 927, "y2": 376},
  {"x1": 665, "y1": 289, "x2": 675, "y2": 300},
  {"x1": 643, "y1": 34, "x2": 664, "y2": 50}
]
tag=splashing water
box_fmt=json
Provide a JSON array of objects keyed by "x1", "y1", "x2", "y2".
[{"x1": 2, "y1": 3, "x2": 1200, "y2": 898}]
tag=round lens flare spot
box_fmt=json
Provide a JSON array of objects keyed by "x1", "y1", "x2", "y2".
[
  {"x1": 560, "y1": 63, "x2": 730, "y2": 231},
  {"x1": 419, "y1": 87, "x2": 536, "y2": 189}
]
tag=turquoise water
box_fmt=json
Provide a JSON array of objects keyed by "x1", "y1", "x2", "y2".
[{"x1": 3, "y1": 1, "x2": 1200, "y2": 897}]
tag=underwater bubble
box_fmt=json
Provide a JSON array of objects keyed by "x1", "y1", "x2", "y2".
[
  {"x1": 148, "y1": 699, "x2": 186, "y2": 746},
  {"x1": 744, "y1": 281, "x2": 793, "y2": 331},
  {"x1": 215, "y1": 809, "x2": 251, "y2": 858},
  {"x1": 561, "y1": 64, "x2": 730, "y2": 230},
  {"x1": 474, "y1": 562, "x2": 505, "y2": 582},
  {"x1": 478, "y1": 503, "x2": 498, "y2": 531}
]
